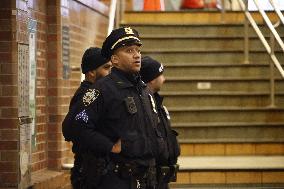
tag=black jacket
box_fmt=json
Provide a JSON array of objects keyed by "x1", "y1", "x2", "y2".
[
  {"x1": 63, "y1": 68, "x2": 165, "y2": 165},
  {"x1": 154, "y1": 93, "x2": 180, "y2": 165}
]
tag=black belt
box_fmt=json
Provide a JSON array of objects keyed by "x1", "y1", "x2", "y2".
[
  {"x1": 157, "y1": 164, "x2": 179, "y2": 183},
  {"x1": 108, "y1": 159, "x2": 156, "y2": 189}
]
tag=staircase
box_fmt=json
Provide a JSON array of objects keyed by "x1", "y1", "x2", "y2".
[{"x1": 122, "y1": 11, "x2": 284, "y2": 187}]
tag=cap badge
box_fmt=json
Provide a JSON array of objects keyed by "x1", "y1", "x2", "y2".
[
  {"x1": 159, "y1": 65, "x2": 164, "y2": 73},
  {"x1": 124, "y1": 27, "x2": 134, "y2": 35},
  {"x1": 83, "y1": 88, "x2": 100, "y2": 106}
]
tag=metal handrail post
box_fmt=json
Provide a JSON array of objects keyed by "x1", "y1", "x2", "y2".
[
  {"x1": 120, "y1": 0, "x2": 126, "y2": 24},
  {"x1": 108, "y1": 0, "x2": 117, "y2": 35},
  {"x1": 244, "y1": 0, "x2": 249, "y2": 64},
  {"x1": 237, "y1": 0, "x2": 284, "y2": 78},
  {"x1": 115, "y1": 1, "x2": 120, "y2": 29},
  {"x1": 221, "y1": 0, "x2": 226, "y2": 23},
  {"x1": 269, "y1": 31, "x2": 276, "y2": 107}
]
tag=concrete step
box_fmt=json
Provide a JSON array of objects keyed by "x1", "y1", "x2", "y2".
[
  {"x1": 123, "y1": 11, "x2": 280, "y2": 25},
  {"x1": 161, "y1": 92, "x2": 284, "y2": 108},
  {"x1": 178, "y1": 156, "x2": 284, "y2": 171},
  {"x1": 168, "y1": 107, "x2": 284, "y2": 123},
  {"x1": 173, "y1": 122, "x2": 284, "y2": 143},
  {"x1": 143, "y1": 51, "x2": 284, "y2": 64},
  {"x1": 162, "y1": 78, "x2": 284, "y2": 93},
  {"x1": 163, "y1": 63, "x2": 283, "y2": 80},
  {"x1": 170, "y1": 184, "x2": 284, "y2": 189},
  {"x1": 126, "y1": 24, "x2": 284, "y2": 38},
  {"x1": 172, "y1": 156, "x2": 284, "y2": 185},
  {"x1": 142, "y1": 37, "x2": 284, "y2": 52}
]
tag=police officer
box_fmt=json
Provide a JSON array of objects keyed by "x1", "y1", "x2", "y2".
[
  {"x1": 65, "y1": 27, "x2": 165, "y2": 189},
  {"x1": 140, "y1": 56, "x2": 180, "y2": 189},
  {"x1": 69, "y1": 47, "x2": 112, "y2": 108},
  {"x1": 62, "y1": 47, "x2": 111, "y2": 189}
]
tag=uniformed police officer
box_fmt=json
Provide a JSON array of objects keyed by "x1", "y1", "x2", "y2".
[
  {"x1": 140, "y1": 56, "x2": 180, "y2": 189},
  {"x1": 62, "y1": 47, "x2": 111, "y2": 189},
  {"x1": 64, "y1": 27, "x2": 165, "y2": 189}
]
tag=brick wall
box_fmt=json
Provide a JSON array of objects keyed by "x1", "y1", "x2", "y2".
[
  {"x1": 0, "y1": 0, "x2": 21, "y2": 187},
  {"x1": 0, "y1": 0, "x2": 109, "y2": 187},
  {"x1": 29, "y1": 0, "x2": 48, "y2": 173}
]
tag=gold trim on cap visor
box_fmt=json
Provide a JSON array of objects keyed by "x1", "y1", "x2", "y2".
[{"x1": 111, "y1": 36, "x2": 141, "y2": 50}]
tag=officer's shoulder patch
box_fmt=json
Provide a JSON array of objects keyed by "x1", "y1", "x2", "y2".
[{"x1": 83, "y1": 88, "x2": 100, "y2": 106}]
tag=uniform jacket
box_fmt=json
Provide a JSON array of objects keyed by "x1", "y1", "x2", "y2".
[
  {"x1": 63, "y1": 67, "x2": 165, "y2": 165},
  {"x1": 154, "y1": 93, "x2": 180, "y2": 166}
]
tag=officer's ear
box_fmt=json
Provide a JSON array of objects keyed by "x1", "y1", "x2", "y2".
[{"x1": 111, "y1": 54, "x2": 119, "y2": 66}]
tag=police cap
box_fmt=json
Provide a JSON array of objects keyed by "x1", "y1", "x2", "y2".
[
  {"x1": 101, "y1": 27, "x2": 142, "y2": 59},
  {"x1": 140, "y1": 56, "x2": 164, "y2": 83},
  {"x1": 81, "y1": 47, "x2": 108, "y2": 74}
]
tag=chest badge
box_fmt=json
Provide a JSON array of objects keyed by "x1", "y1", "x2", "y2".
[
  {"x1": 124, "y1": 97, "x2": 137, "y2": 114},
  {"x1": 149, "y1": 94, "x2": 157, "y2": 113},
  {"x1": 83, "y1": 89, "x2": 100, "y2": 106}
]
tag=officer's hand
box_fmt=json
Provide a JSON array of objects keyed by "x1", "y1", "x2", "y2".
[{"x1": 111, "y1": 139, "x2": 121, "y2": 153}]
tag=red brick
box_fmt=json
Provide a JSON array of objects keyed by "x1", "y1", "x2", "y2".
[
  {"x1": 48, "y1": 115, "x2": 64, "y2": 123},
  {"x1": 0, "y1": 32, "x2": 12, "y2": 42},
  {"x1": 0, "y1": 74, "x2": 17, "y2": 85},
  {"x1": 0, "y1": 42, "x2": 12, "y2": 52},
  {"x1": 0, "y1": 161, "x2": 17, "y2": 172},
  {"x1": 36, "y1": 124, "x2": 46, "y2": 133},
  {"x1": 0, "y1": 151, "x2": 18, "y2": 161},
  {"x1": 35, "y1": 142, "x2": 46, "y2": 152},
  {"x1": 1, "y1": 108, "x2": 18, "y2": 118},
  {"x1": 0, "y1": 52, "x2": 12, "y2": 63},
  {"x1": 1, "y1": 85, "x2": 17, "y2": 96},
  {"x1": 0, "y1": 63, "x2": 17, "y2": 74},
  {"x1": 36, "y1": 133, "x2": 46, "y2": 143},
  {"x1": 0, "y1": 172, "x2": 18, "y2": 183},
  {"x1": 0, "y1": 141, "x2": 17, "y2": 150},
  {"x1": 48, "y1": 150, "x2": 62, "y2": 159},
  {"x1": 0, "y1": 129, "x2": 18, "y2": 140},
  {"x1": 0, "y1": 10, "x2": 12, "y2": 19},
  {"x1": 0, "y1": 97, "x2": 17, "y2": 106},
  {"x1": 0, "y1": 119, "x2": 18, "y2": 129},
  {"x1": 47, "y1": 133, "x2": 63, "y2": 141},
  {"x1": 48, "y1": 158, "x2": 62, "y2": 169}
]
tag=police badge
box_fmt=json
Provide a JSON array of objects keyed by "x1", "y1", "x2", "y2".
[
  {"x1": 124, "y1": 97, "x2": 137, "y2": 114},
  {"x1": 83, "y1": 89, "x2": 100, "y2": 106}
]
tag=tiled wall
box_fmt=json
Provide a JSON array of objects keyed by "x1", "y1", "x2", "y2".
[{"x1": 0, "y1": 0, "x2": 109, "y2": 187}]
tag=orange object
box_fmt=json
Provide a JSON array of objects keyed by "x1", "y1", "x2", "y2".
[
  {"x1": 143, "y1": 0, "x2": 164, "y2": 11},
  {"x1": 205, "y1": 0, "x2": 217, "y2": 9},
  {"x1": 180, "y1": 0, "x2": 205, "y2": 9}
]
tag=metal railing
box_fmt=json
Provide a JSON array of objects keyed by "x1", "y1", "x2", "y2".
[
  {"x1": 107, "y1": 0, "x2": 125, "y2": 35},
  {"x1": 236, "y1": 0, "x2": 284, "y2": 107}
]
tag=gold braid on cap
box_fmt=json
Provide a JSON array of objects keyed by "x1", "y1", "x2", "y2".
[{"x1": 111, "y1": 36, "x2": 140, "y2": 50}]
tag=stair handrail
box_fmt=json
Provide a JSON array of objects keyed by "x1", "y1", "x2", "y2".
[
  {"x1": 237, "y1": 0, "x2": 284, "y2": 78},
  {"x1": 269, "y1": 0, "x2": 284, "y2": 25},
  {"x1": 252, "y1": 0, "x2": 284, "y2": 52},
  {"x1": 108, "y1": 0, "x2": 117, "y2": 35}
]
